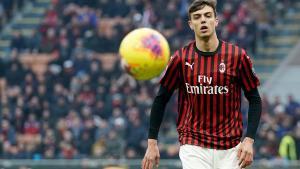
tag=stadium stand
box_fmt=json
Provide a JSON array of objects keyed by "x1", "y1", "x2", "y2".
[{"x1": 0, "y1": 0, "x2": 299, "y2": 167}]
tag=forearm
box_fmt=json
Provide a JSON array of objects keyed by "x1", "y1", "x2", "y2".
[
  {"x1": 148, "y1": 85, "x2": 173, "y2": 139},
  {"x1": 244, "y1": 88, "x2": 262, "y2": 140}
]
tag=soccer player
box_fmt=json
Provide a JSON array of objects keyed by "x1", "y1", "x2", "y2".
[{"x1": 141, "y1": 0, "x2": 262, "y2": 169}]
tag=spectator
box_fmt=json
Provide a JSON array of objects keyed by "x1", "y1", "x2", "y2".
[
  {"x1": 39, "y1": 28, "x2": 58, "y2": 53},
  {"x1": 286, "y1": 95, "x2": 300, "y2": 115},
  {"x1": 0, "y1": 58, "x2": 6, "y2": 101},
  {"x1": 104, "y1": 129, "x2": 123, "y2": 159},
  {"x1": 279, "y1": 134, "x2": 297, "y2": 160},
  {"x1": 10, "y1": 31, "x2": 26, "y2": 51},
  {"x1": 0, "y1": 119, "x2": 16, "y2": 144}
]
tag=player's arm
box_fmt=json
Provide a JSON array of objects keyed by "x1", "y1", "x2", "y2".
[
  {"x1": 244, "y1": 88, "x2": 262, "y2": 140},
  {"x1": 143, "y1": 50, "x2": 180, "y2": 169},
  {"x1": 238, "y1": 88, "x2": 262, "y2": 168},
  {"x1": 142, "y1": 85, "x2": 173, "y2": 169},
  {"x1": 148, "y1": 85, "x2": 173, "y2": 139}
]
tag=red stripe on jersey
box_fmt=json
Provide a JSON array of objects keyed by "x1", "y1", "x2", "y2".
[
  {"x1": 160, "y1": 51, "x2": 179, "y2": 91},
  {"x1": 192, "y1": 52, "x2": 199, "y2": 145},
  {"x1": 199, "y1": 53, "x2": 205, "y2": 147},
  {"x1": 169, "y1": 51, "x2": 180, "y2": 90},
  {"x1": 240, "y1": 52, "x2": 251, "y2": 91},
  {"x1": 230, "y1": 45, "x2": 237, "y2": 145},
  {"x1": 177, "y1": 47, "x2": 189, "y2": 144},
  {"x1": 185, "y1": 45, "x2": 194, "y2": 145},
  {"x1": 214, "y1": 52, "x2": 222, "y2": 149},
  {"x1": 177, "y1": 49, "x2": 187, "y2": 129},
  {"x1": 212, "y1": 52, "x2": 218, "y2": 149},
  {"x1": 181, "y1": 48, "x2": 188, "y2": 84},
  {"x1": 240, "y1": 49, "x2": 260, "y2": 91},
  {"x1": 218, "y1": 42, "x2": 226, "y2": 148},
  {"x1": 226, "y1": 43, "x2": 234, "y2": 148},
  {"x1": 223, "y1": 42, "x2": 230, "y2": 149},
  {"x1": 206, "y1": 56, "x2": 213, "y2": 148},
  {"x1": 189, "y1": 46, "x2": 197, "y2": 145},
  {"x1": 235, "y1": 48, "x2": 243, "y2": 138},
  {"x1": 234, "y1": 46, "x2": 241, "y2": 143},
  {"x1": 243, "y1": 56, "x2": 256, "y2": 89},
  {"x1": 241, "y1": 53, "x2": 254, "y2": 89}
]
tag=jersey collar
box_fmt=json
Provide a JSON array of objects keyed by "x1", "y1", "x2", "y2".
[{"x1": 194, "y1": 40, "x2": 222, "y2": 56}]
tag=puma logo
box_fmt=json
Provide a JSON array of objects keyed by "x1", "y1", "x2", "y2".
[{"x1": 185, "y1": 62, "x2": 194, "y2": 70}]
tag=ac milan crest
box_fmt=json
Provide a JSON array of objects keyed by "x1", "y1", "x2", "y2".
[{"x1": 219, "y1": 62, "x2": 226, "y2": 73}]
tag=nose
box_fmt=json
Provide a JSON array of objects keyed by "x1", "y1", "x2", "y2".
[{"x1": 200, "y1": 16, "x2": 206, "y2": 23}]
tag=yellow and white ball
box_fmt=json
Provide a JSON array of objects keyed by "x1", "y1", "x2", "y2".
[{"x1": 119, "y1": 28, "x2": 170, "y2": 80}]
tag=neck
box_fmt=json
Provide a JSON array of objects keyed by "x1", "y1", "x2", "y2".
[{"x1": 195, "y1": 33, "x2": 219, "y2": 52}]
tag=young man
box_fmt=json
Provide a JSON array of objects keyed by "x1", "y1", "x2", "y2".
[{"x1": 142, "y1": 0, "x2": 262, "y2": 169}]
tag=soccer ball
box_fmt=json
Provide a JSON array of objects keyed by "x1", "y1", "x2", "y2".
[{"x1": 119, "y1": 28, "x2": 170, "y2": 80}]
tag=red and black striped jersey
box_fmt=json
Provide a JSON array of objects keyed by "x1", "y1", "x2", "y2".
[{"x1": 160, "y1": 40, "x2": 260, "y2": 150}]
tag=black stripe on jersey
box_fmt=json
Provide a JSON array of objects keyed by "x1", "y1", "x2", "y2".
[
  {"x1": 211, "y1": 53, "x2": 218, "y2": 149},
  {"x1": 220, "y1": 42, "x2": 226, "y2": 148},
  {"x1": 198, "y1": 53, "x2": 205, "y2": 147},
  {"x1": 236, "y1": 48, "x2": 243, "y2": 137},
  {"x1": 236, "y1": 48, "x2": 243, "y2": 85},
  {"x1": 189, "y1": 46, "x2": 196, "y2": 145},
  {"x1": 217, "y1": 42, "x2": 225, "y2": 148},
  {"x1": 178, "y1": 48, "x2": 187, "y2": 144},
  {"x1": 229, "y1": 44, "x2": 236, "y2": 145},
  {"x1": 195, "y1": 52, "x2": 201, "y2": 146},
  {"x1": 209, "y1": 53, "x2": 215, "y2": 148},
  {"x1": 243, "y1": 56, "x2": 257, "y2": 88},
  {"x1": 192, "y1": 52, "x2": 200, "y2": 146},
  {"x1": 234, "y1": 46, "x2": 241, "y2": 145},
  {"x1": 215, "y1": 51, "x2": 222, "y2": 149},
  {"x1": 177, "y1": 48, "x2": 186, "y2": 128},
  {"x1": 226, "y1": 43, "x2": 236, "y2": 147},
  {"x1": 168, "y1": 51, "x2": 180, "y2": 91},
  {"x1": 223, "y1": 42, "x2": 230, "y2": 149},
  {"x1": 160, "y1": 51, "x2": 178, "y2": 91},
  {"x1": 184, "y1": 44, "x2": 194, "y2": 144},
  {"x1": 241, "y1": 58, "x2": 252, "y2": 91},
  {"x1": 202, "y1": 56, "x2": 208, "y2": 147}
]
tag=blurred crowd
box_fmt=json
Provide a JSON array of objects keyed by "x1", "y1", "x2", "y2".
[
  {"x1": 0, "y1": 0, "x2": 299, "y2": 161},
  {"x1": 0, "y1": 0, "x2": 34, "y2": 31},
  {"x1": 8, "y1": 0, "x2": 296, "y2": 56}
]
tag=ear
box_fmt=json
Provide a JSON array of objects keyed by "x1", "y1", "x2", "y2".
[
  {"x1": 215, "y1": 17, "x2": 219, "y2": 27},
  {"x1": 188, "y1": 20, "x2": 194, "y2": 30}
]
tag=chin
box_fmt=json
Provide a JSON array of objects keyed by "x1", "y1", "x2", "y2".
[{"x1": 199, "y1": 34, "x2": 211, "y2": 39}]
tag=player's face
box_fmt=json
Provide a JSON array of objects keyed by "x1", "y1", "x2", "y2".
[{"x1": 188, "y1": 5, "x2": 218, "y2": 39}]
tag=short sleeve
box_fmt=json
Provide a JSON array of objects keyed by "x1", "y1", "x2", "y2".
[
  {"x1": 160, "y1": 51, "x2": 180, "y2": 92},
  {"x1": 239, "y1": 49, "x2": 260, "y2": 92}
]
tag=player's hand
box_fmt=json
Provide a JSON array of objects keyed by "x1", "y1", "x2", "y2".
[
  {"x1": 142, "y1": 139, "x2": 160, "y2": 169},
  {"x1": 237, "y1": 137, "x2": 254, "y2": 168}
]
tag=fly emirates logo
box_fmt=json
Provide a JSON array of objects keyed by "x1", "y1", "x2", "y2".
[{"x1": 185, "y1": 75, "x2": 229, "y2": 95}]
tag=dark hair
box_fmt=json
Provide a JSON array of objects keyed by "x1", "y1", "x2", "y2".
[{"x1": 188, "y1": 0, "x2": 217, "y2": 20}]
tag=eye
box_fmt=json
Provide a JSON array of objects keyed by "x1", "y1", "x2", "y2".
[
  {"x1": 193, "y1": 14, "x2": 201, "y2": 19},
  {"x1": 205, "y1": 13, "x2": 212, "y2": 18}
]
